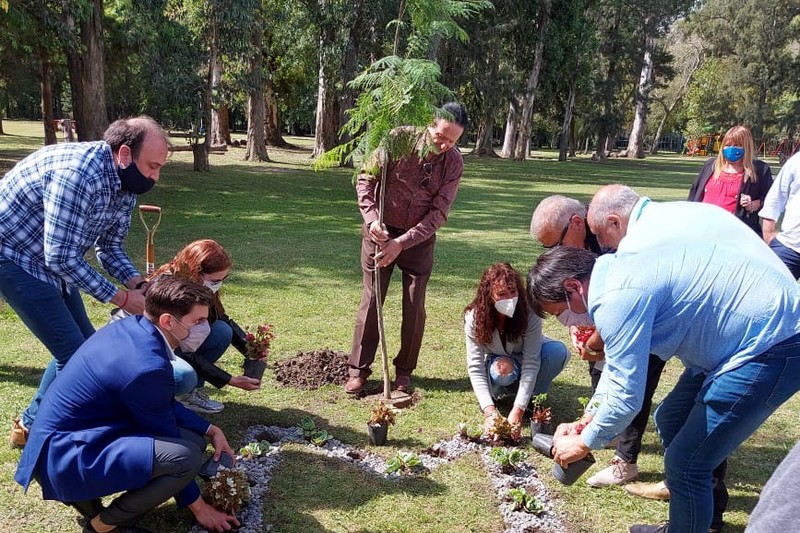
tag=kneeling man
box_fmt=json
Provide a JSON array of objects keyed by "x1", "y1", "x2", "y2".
[{"x1": 15, "y1": 276, "x2": 240, "y2": 533}]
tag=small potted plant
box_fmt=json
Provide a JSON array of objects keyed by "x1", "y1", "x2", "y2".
[
  {"x1": 530, "y1": 393, "x2": 552, "y2": 437},
  {"x1": 368, "y1": 401, "x2": 396, "y2": 445},
  {"x1": 242, "y1": 323, "x2": 275, "y2": 380},
  {"x1": 201, "y1": 466, "x2": 251, "y2": 514}
]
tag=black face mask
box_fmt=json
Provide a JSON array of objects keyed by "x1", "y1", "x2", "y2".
[{"x1": 118, "y1": 161, "x2": 155, "y2": 195}]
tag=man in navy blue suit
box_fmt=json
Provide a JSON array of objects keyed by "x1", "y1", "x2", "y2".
[{"x1": 15, "y1": 276, "x2": 240, "y2": 533}]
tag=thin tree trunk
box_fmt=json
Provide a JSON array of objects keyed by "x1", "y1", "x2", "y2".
[
  {"x1": 623, "y1": 31, "x2": 655, "y2": 159},
  {"x1": 40, "y1": 53, "x2": 57, "y2": 146},
  {"x1": 312, "y1": 37, "x2": 338, "y2": 158},
  {"x1": 210, "y1": 58, "x2": 224, "y2": 147},
  {"x1": 245, "y1": 8, "x2": 269, "y2": 162},
  {"x1": 336, "y1": 0, "x2": 364, "y2": 167},
  {"x1": 513, "y1": 0, "x2": 551, "y2": 161},
  {"x1": 0, "y1": 116, "x2": 4, "y2": 135},
  {"x1": 500, "y1": 100, "x2": 518, "y2": 158},
  {"x1": 559, "y1": 83, "x2": 576, "y2": 161}
]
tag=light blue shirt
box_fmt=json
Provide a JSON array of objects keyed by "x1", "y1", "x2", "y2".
[
  {"x1": 760, "y1": 151, "x2": 800, "y2": 252},
  {"x1": 581, "y1": 198, "x2": 800, "y2": 449}
]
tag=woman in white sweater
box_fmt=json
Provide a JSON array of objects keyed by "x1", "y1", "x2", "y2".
[{"x1": 465, "y1": 263, "x2": 569, "y2": 435}]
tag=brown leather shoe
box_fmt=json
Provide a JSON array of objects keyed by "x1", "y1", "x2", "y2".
[
  {"x1": 394, "y1": 373, "x2": 411, "y2": 393},
  {"x1": 345, "y1": 376, "x2": 366, "y2": 394},
  {"x1": 10, "y1": 419, "x2": 28, "y2": 447},
  {"x1": 624, "y1": 480, "x2": 670, "y2": 500}
]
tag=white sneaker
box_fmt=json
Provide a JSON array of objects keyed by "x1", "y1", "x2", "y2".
[
  {"x1": 586, "y1": 456, "x2": 638, "y2": 487},
  {"x1": 177, "y1": 388, "x2": 224, "y2": 414}
]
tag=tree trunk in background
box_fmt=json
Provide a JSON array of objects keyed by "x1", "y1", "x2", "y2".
[
  {"x1": 210, "y1": 57, "x2": 225, "y2": 146},
  {"x1": 265, "y1": 85, "x2": 287, "y2": 147},
  {"x1": 559, "y1": 83, "x2": 576, "y2": 161},
  {"x1": 62, "y1": 0, "x2": 107, "y2": 141},
  {"x1": 500, "y1": 100, "x2": 518, "y2": 158},
  {"x1": 245, "y1": 7, "x2": 269, "y2": 162},
  {"x1": 0, "y1": 116, "x2": 4, "y2": 135},
  {"x1": 312, "y1": 46, "x2": 338, "y2": 158},
  {"x1": 472, "y1": 104, "x2": 497, "y2": 156},
  {"x1": 624, "y1": 31, "x2": 655, "y2": 159},
  {"x1": 40, "y1": 53, "x2": 57, "y2": 145},
  {"x1": 513, "y1": 0, "x2": 551, "y2": 161},
  {"x1": 218, "y1": 104, "x2": 232, "y2": 145},
  {"x1": 336, "y1": 0, "x2": 364, "y2": 167},
  {"x1": 80, "y1": 0, "x2": 107, "y2": 140}
]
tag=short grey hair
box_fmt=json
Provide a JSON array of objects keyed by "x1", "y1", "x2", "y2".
[
  {"x1": 587, "y1": 185, "x2": 640, "y2": 230},
  {"x1": 530, "y1": 195, "x2": 587, "y2": 241},
  {"x1": 527, "y1": 246, "x2": 596, "y2": 317}
]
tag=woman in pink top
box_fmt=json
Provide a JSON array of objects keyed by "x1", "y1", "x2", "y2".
[{"x1": 688, "y1": 125, "x2": 773, "y2": 236}]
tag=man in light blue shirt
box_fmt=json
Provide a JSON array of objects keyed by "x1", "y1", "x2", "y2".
[
  {"x1": 760, "y1": 150, "x2": 800, "y2": 278},
  {"x1": 527, "y1": 185, "x2": 800, "y2": 533}
]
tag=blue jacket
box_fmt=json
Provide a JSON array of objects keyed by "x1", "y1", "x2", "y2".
[{"x1": 15, "y1": 315, "x2": 210, "y2": 506}]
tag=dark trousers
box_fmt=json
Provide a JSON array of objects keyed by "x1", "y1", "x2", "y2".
[
  {"x1": 588, "y1": 354, "x2": 665, "y2": 464},
  {"x1": 349, "y1": 227, "x2": 435, "y2": 378},
  {"x1": 71, "y1": 428, "x2": 205, "y2": 526}
]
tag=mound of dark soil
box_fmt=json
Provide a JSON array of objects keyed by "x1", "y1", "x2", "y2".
[{"x1": 273, "y1": 348, "x2": 350, "y2": 390}]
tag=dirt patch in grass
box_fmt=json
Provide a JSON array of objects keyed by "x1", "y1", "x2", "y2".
[{"x1": 273, "y1": 348, "x2": 350, "y2": 390}]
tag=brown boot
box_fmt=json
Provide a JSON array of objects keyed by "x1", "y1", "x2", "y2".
[
  {"x1": 394, "y1": 373, "x2": 412, "y2": 393},
  {"x1": 10, "y1": 419, "x2": 28, "y2": 447},
  {"x1": 345, "y1": 376, "x2": 366, "y2": 394}
]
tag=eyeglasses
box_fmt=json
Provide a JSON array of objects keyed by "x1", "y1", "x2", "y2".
[
  {"x1": 420, "y1": 162, "x2": 432, "y2": 189},
  {"x1": 543, "y1": 223, "x2": 570, "y2": 249}
]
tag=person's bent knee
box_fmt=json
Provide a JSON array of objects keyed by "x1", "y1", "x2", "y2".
[{"x1": 491, "y1": 356, "x2": 515, "y2": 377}]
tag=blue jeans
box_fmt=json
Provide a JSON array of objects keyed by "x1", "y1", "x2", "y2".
[
  {"x1": 769, "y1": 238, "x2": 800, "y2": 279},
  {"x1": 0, "y1": 259, "x2": 95, "y2": 428},
  {"x1": 172, "y1": 357, "x2": 197, "y2": 396},
  {"x1": 654, "y1": 334, "x2": 800, "y2": 533},
  {"x1": 488, "y1": 339, "x2": 570, "y2": 400},
  {"x1": 176, "y1": 319, "x2": 231, "y2": 388}
]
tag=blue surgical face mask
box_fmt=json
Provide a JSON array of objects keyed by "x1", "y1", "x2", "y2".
[
  {"x1": 722, "y1": 146, "x2": 745, "y2": 163},
  {"x1": 118, "y1": 159, "x2": 155, "y2": 194}
]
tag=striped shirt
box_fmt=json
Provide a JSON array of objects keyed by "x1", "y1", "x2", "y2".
[{"x1": 0, "y1": 141, "x2": 139, "y2": 302}]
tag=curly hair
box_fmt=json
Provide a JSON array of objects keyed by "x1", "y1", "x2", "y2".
[
  {"x1": 464, "y1": 263, "x2": 528, "y2": 345},
  {"x1": 153, "y1": 239, "x2": 232, "y2": 317}
]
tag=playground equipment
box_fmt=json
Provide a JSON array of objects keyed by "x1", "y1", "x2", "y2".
[{"x1": 685, "y1": 134, "x2": 721, "y2": 157}]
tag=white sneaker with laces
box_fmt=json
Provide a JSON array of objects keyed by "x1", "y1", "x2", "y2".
[
  {"x1": 176, "y1": 388, "x2": 224, "y2": 414},
  {"x1": 586, "y1": 456, "x2": 638, "y2": 487}
]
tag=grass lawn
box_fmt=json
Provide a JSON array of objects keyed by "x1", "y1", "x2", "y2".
[{"x1": 0, "y1": 120, "x2": 796, "y2": 533}]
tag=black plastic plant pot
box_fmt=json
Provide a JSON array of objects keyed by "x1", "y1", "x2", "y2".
[
  {"x1": 243, "y1": 358, "x2": 267, "y2": 380},
  {"x1": 551, "y1": 452, "x2": 596, "y2": 485},
  {"x1": 367, "y1": 422, "x2": 388, "y2": 445},
  {"x1": 531, "y1": 432, "x2": 554, "y2": 458}
]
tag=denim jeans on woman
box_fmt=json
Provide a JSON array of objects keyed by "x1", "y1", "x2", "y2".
[
  {"x1": 654, "y1": 333, "x2": 800, "y2": 533},
  {"x1": 0, "y1": 258, "x2": 95, "y2": 428},
  {"x1": 487, "y1": 339, "x2": 570, "y2": 400}
]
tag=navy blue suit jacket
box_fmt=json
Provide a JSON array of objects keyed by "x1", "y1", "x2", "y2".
[{"x1": 15, "y1": 315, "x2": 210, "y2": 506}]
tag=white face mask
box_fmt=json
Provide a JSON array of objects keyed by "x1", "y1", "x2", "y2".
[
  {"x1": 204, "y1": 279, "x2": 222, "y2": 293},
  {"x1": 557, "y1": 289, "x2": 593, "y2": 327},
  {"x1": 494, "y1": 296, "x2": 518, "y2": 318},
  {"x1": 169, "y1": 315, "x2": 211, "y2": 353}
]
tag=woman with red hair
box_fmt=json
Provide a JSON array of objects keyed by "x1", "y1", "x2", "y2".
[
  {"x1": 465, "y1": 262, "x2": 569, "y2": 436},
  {"x1": 688, "y1": 125, "x2": 773, "y2": 235},
  {"x1": 151, "y1": 239, "x2": 261, "y2": 413}
]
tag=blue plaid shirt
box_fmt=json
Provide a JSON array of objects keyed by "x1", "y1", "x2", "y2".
[{"x1": 0, "y1": 141, "x2": 139, "y2": 302}]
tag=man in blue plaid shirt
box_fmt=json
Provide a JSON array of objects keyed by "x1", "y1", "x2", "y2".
[{"x1": 0, "y1": 116, "x2": 169, "y2": 446}]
